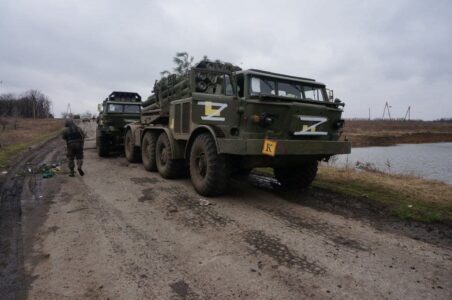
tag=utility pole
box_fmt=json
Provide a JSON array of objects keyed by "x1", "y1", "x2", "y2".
[
  {"x1": 368, "y1": 107, "x2": 371, "y2": 120},
  {"x1": 66, "y1": 103, "x2": 72, "y2": 118},
  {"x1": 404, "y1": 106, "x2": 411, "y2": 121},
  {"x1": 382, "y1": 101, "x2": 392, "y2": 120}
]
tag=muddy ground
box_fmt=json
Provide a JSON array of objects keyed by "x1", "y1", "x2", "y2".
[{"x1": 1, "y1": 122, "x2": 451, "y2": 299}]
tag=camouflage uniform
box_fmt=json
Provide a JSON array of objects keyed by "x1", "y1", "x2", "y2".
[{"x1": 62, "y1": 119, "x2": 85, "y2": 177}]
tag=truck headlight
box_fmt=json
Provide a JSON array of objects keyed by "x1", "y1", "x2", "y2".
[
  {"x1": 251, "y1": 114, "x2": 261, "y2": 124},
  {"x1": 250, "y1": 113, "x2": 275, "y2": 127}
]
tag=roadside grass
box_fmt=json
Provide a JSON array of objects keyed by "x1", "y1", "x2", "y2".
[
  {"x1": 0, "y1": 118, "x2": 64, "y2": 168},
  {"x1": 314, "y1": 166, "x2": 452, "y2": 224},
  {"x1": 255, "y1": 166, "x2": 452, "y2": 224}
]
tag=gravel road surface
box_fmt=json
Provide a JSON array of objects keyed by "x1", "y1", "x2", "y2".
[{"x1": 1, "y1": 122, "x2": 451, "y2": 299}]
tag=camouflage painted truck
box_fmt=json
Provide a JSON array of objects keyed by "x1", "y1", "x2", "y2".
[
  {"x1": 125, "y1": 60, "x2": 351, "y2": 196},
  {"x1": 96, "y1": 91, "x2": 142, "y2": 157}
]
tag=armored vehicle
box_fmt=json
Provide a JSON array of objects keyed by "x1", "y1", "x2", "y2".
[
  {"x1": 96, "y1": 91, "x2": 142, "y2": 156},
  {"x1": 125, "y1": 60, "x2": 351, "y2": 196}
]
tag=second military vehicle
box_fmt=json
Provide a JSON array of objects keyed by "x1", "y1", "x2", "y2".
[
  {"x1": 125, "y1": 60, "x2": 351, "y2": 196},
  {"x1": 96, "y1": 91, "x2": 142, "y2": 157}
]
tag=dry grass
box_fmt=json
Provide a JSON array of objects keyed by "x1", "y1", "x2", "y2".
[
  {"x1": 0, "y1": 118, "x2": 64, "y2": 167},
  {"x1": 342, "y1": 120, "x2": 452, "y2": 147},
  {"x1": 315, "y1": 166, "x2": 452, "y2": 223},
  {"x1": 344, "y1": 120, "x2": 452, "y2": 133},
  {"x1": 0, "y1": 118, "x2": 64, "y2": 147}
]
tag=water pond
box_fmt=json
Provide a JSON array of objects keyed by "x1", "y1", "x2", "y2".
[{"x1": 335, "y1": 143, "x2": 452, "y2": 184}]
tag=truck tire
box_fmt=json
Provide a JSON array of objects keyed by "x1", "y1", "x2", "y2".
[
  {"x1": 156, "y1": 132, "x2": 183, "y2": 179},
  {"x1": 274, "y1": 161, "x2": 319, "y2": 189},
  {"x1": 96, "y1": 137, "x2": 109, "y2": 157},
  {"x1": 125, "y1": 129, "x2": 141, "y2": 163},
  {"x1": 189, "y1": 133, "x2": 230, "y2": 196},
  {"x1": 141, "y1": 131, "x2": 157, "y2": 172}
]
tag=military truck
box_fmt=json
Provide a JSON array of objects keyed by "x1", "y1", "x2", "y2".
[
  {"x1": 125, "y1": 60, "x2": 351, "y2": 196},
  {"x1": 96, "y1": 91, "x2": 142, "y2": 157}
]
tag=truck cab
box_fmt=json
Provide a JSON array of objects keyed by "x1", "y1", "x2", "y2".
[
  {"x1": 221, "y1": 69, "x2": 349, "y2": 158},
  {"x1": 96, "y1": 91, "x2": 141, "y2": 156}
]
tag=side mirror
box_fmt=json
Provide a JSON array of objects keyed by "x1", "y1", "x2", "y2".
[
  {"x1": 334, "y1": 98, "x2": 345, "y2": 107},
  {"x1": 327, "y1": 89, "x2": 334, "y2": 101}
]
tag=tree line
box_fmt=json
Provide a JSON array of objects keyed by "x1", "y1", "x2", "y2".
[{"x1": 0, "y1": 90, "x2": 53, "y2": 118}]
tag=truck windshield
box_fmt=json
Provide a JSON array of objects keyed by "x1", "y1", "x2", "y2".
[
  {"x1": 107, "y1": 104, "x2": 141, "y2": 113},
  {"x1": 250, "y1": 76, "x2": 325, "y2": 101}
]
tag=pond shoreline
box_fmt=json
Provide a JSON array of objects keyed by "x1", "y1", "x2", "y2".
[{"x1": 347, "y1": 132, "x2": 452, "y2": 148}]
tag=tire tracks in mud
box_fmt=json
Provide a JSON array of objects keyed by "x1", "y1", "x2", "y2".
[
  {"x1": 0, "y1": 136, "x2": 65, "y2": 299},
  {"x1": 136, "y1": 181, "x2": 327, "y2": 277},
  {"x1": 121, "y1": 179, "x2": 322, "y2": 298},
  {"x1": 244, "y1": 230, "x2": 326, "y2": 275},
  {"x1": 147, "y1": 181, "x2": 358, "y2": 275},
  {"x1": 79, "y1": 182, "x2": 206, "y2": 299},
  {"x1": 256, "y1": 206, "x2": 369, "y2": 252},
  {"x1": 248, "y1": 173, "x2": 452, "y2": 250}
]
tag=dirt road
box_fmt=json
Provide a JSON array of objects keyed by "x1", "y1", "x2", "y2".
[{"x1": 1, "y1": 122, "x2": 451, "y2": 299}]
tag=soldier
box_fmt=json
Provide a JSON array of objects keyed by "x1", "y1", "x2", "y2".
[{"x1": 62, "y1": 119, "x2": 85, "y2": 177}]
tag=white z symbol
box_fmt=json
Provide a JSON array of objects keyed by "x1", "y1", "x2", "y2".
[
  {"x1": 198, "y1": 101, "x2": 228, "y2": 121},
  {"x1": 294, "y1": 115, "x2": 328, "y2": 136}
]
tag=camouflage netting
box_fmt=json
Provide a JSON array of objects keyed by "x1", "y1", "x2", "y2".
[{"x1": 142, "y1": 59, "x2": 241, "y2": 109}]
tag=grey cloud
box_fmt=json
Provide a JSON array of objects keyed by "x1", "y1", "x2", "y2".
[{"x1": 0, "y1": 0, "x2": 451, "y2": 119}]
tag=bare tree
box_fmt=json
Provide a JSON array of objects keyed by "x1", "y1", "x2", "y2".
[
  {"x1": 0, "y1": 117, "x2": 7, "y2": 131},
  {"x1": 0, "y1": 90, "x2": 52, "y2": 118},
  {"x1": 12, "y1": 106, "x2": 19, "y2": 129}
]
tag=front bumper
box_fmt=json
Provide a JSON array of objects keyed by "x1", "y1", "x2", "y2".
[{"x1": 217, "y1": 138, "x2": 351, "y2": 156}]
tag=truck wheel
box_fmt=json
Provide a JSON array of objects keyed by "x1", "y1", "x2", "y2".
[
  {"x1": 141, "y1": 131, "x2": 157, "y2": 172},
  {"x1": 189, "y1": 133, "x2": 230, "y2": 196},
  {"x1": 125, "y1": 130, "x2": 141, "y2": 163},
  {"x1": 96, "y1": 138, "x2": 109, "y2": 157},
  {"x1": 156, "y1": 132, "x2": 183, "y2": 178},
  {"x1": 274, "y1": 161, "x2": 319, "y2": 189}
]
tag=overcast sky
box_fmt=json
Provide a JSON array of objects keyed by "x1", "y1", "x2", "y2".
[{"x1": 0, "y1": 0, "x2": 451, "y2": 119}]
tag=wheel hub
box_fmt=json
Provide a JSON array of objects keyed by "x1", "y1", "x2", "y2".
[
  {"x1": 160, "y1": 147, "x2": 168, "y2": 165},
  {"x1": 196, "y1": 153, "x2": 207, "y2": 177}
]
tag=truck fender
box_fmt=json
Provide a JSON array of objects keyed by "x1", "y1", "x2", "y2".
[
  {"x1": 124, "y1": 123, "x2": 141, "y2": 147},
  {"x1": 185, "y1": 125, "x2": 220, "y2": 159},
  {"x1": 143, "y1": 127, "x2": 184, "y2": 159}
]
